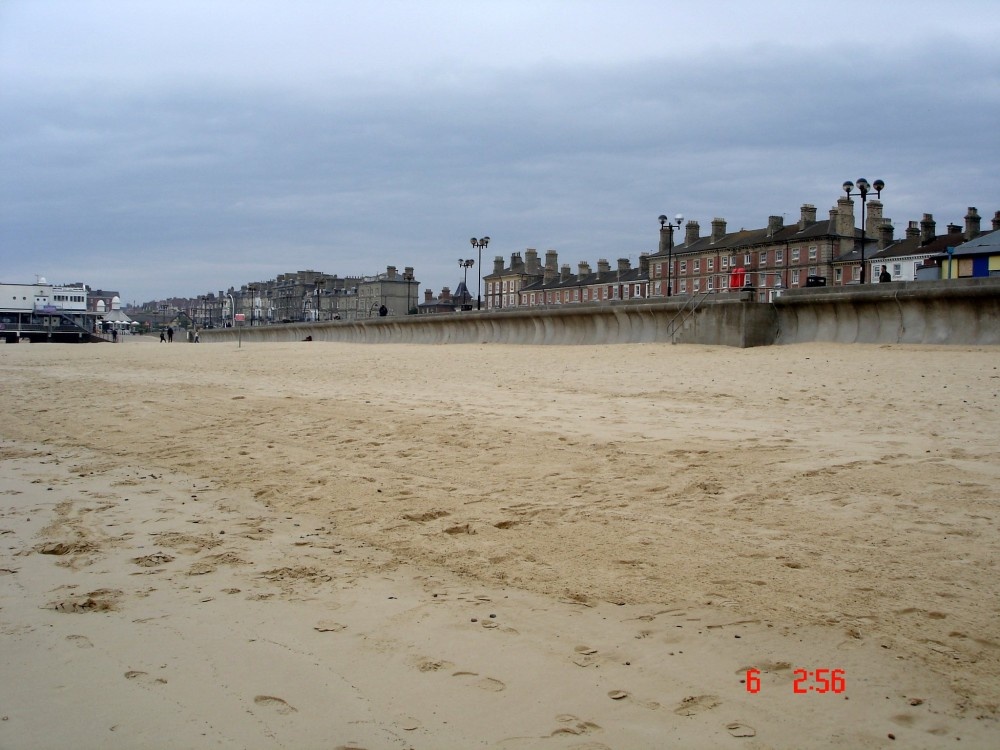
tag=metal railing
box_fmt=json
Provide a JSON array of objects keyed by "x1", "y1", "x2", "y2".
[{"x1": 666, "y1": 292, "x2": 711, "y2": 343}]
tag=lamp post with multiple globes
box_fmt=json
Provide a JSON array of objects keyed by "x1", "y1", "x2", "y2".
[
  {"x1": 842, "y1": 178, "x2": 885, "y2": 285},
  {"x1": 469, "y1": 236, "x2": 489, "y2": 310},
  {"x1": 458, "y1": 258, "x2": 474, "y2": 310},
  {"x1": 658, "y1": 213, "x2": 684, "y2": 297}
]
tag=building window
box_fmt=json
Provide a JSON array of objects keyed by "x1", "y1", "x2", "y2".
[
  {"x1": 707, "y1": 258, "x2": 714, "y2": 271},
  {"x1": 679, "y1": 280, "x2": 687, "y2": 293},
  {"x1": 654, "y1": 281, "x2": 661, "y2": 295},
  {"x1": 744, "y1": 254, "x2": 752, "y2": 266},
  {"x1": 835, "y1": 268, "x2": 843, "y2": 283},
  {"x1": 759, "y1": 252, "x2": 767, "y2": 266},
  {"x1": 893, "y1": 263, "x2": 902, "y2": 277},
  {"x1": 792, "y1": 270, "x2": 801, "y2": 286},
  {"x1": 693, "y1": 260, "x2": 701, "y2": 273},
  {"x1": 679, "y1": 260, "x2": 687, "y2": 273},
  {"x1": 809, "y1": 246, "x2": 818, "y2": 260},
  {"x1": 721, "y1": 256, "x2": 729, "y2": 269},
  {"x1": 693, "y1": 280, "x2": 700, "y2": 293},
  {"x1": 791, "y1": 248, "x2": 800, "y2": 262},
  {"x1": 776, "y1": 248, "x2": 784, "y2": 263},
  {"x1": 707, "y1": 276, "x2": 714, "y2": 291},
  {"x1": 853, "y1": 266, "x2": 861, "y2": 280},
  {"x1": 759, "y1": 273, "x2": 767, "y2": 287}
]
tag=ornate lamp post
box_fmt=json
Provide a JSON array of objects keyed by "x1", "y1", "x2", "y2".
[
  {"x1": 658, "y1": 213, "x2": 684, "y2": 297},
  {"x1": 458, "y1": 258, "x2": 474, "y2": 310},
  {"x1": 469, "y1": 236, "x2": 490, "y2": 310},
  {"x1": 842, "y1": 178, "x2": 885, "y2": 284}
]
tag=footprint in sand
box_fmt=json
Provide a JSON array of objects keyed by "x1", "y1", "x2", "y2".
[
  {"x1": 674, "y1": 694, "x2": 720, "y2": 716},
  {"x1": 551, "y1": 713, "x2": 602, "y2": 737},
  {"x1": 66, "y1": 634, "x2": 93, "y2": 648},
  {"x1": 727, "y1": 722, "x2": 756, "y2": 737},
  {"x1": 314, "y1": 620, "x2": 347, "y2": 633},
  {"x1": 451, "y1": 671, "x2": 506, "y2": 692},
  {"x1": 254, "y1": 695, "x2": 297, "y2": 714},
  {"x1": 124, "y1": 670, "x2": 168, "y2": 686},
  {"x1": 607, "y1": 690, "x2": 660, "y2": 709}
]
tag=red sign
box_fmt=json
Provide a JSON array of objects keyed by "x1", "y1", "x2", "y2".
[{"x1": 235, "y1": 313, "x2": 246, "y2": 322}]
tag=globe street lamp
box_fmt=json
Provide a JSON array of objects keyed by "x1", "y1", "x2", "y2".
[
  {"x1": 658, "y1": 213, "x2": 684, "y2": 297},
  {"x1": 458, "y1": 258, "x2": 474, "y2": 310},
  {"x1": 842, "y1": 178, "x2": 885, "y2": 284},
  {"x1": 470, "y1": 236, "x2": 490, "y2": 310}
]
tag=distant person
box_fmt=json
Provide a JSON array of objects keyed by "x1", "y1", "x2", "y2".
[
  {"x1": 112, "y1": 329, "x2": 118, "y2": 343},
  {"x1": 378, "y1": 304, "x2": 388, "y2": 317},
  {"x1": 160, "y1": 330, "x2": 166, "y2": 343},
  {"x1": 194, "y1": 330, "x2": 200, "y2": 343},
  {"x1": 167, "y1": 326, "x2": 174, "y2": 342},
  {"x1": 879, "y1": 265, "x2": 892, "y2": 283}
]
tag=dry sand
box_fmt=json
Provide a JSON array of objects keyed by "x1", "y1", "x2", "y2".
[{"x1": 1, "y1": 338, "x2": 999, "y2": 749}]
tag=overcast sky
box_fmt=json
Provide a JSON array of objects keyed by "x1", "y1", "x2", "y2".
[{"x1": 2, "y1": 0, "x2": 998, "y2": 304}]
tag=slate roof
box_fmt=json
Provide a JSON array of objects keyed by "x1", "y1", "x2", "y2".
[
  {"x1": 868, "y1": 231, "x2": 967, "y2": 261},
  {"x1": 948, "y1": 228, "x2": 1000, "y2": 256},
  {"x1": 652, "y1": 218, "x2": 845, "y2": 259}
]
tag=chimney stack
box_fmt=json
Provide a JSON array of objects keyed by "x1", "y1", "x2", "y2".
[
  {"x1": 905, "y1": 220, "x2": 919, "y2": 240},
  {"x1": 597, "y1": 258, "x2": 611, "y2": 274},
  {"x1": 799, "y1": 204, "x2": 817, "y2": 230},
  {"x1": 544, "y1": 250, "x2": 559, "y2": 284},
  {"x1": 993, "y1": 210, "x2": 1000, "y2": 231},
  {"x1": 964, "y1": 207, "x2": 981, "y2": 240},
  {"x1": 878, "y1": 222, "x2": 894, "y2": 250},
  {"x1": 711, "y1": 218, "x2": 727, "y2": 243},
  {"x1": 767, "y1": 215, "x2": 783, "y2": 237},
  {"x1": 684, "y1": 220, "x2": 700, "y2": 246},
  {"x1": 836, "y1": 198, "x2": 856, "y2": 237},
  {"x1": 878, "y1": 219, "x2": 894, "y2": 250},
  {"x1": 617, "y1": 258, "x2": 631, "y2": 275},
  {"x1": 424, "y1": 289, "x2": 434, "y2": 303},
  {"x1": 493, "y1": 256, "x2": 505, "y2": 275},
  {"x1": 577, "y1": 261, "x2": 591, "y2": 277},
  {"x1": 639, "y1": 253, "x2": 650, "y2": 276},
  {"x1": 387, "y1": 265, "x2": 397, "y2": 279},
  {"x1": 441, "y1": 286, "x2": 452, "y2": 302},
  {"x1": 920, "y1": 213, "x2": 936, "y2": 246},
  {"x1": 867, "y1": 200, "x2": 884, "y2": 236},
  {"x1": 525, "y1": 249, "x2": 540, "y2": 274},
  {"x1": 560, "y1": 264, "x2": 572, "y2": 283}
]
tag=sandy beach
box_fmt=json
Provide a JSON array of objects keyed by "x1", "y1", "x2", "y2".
[{"x1": 1, "y1": 338, "x2": 999, "y2": 749}]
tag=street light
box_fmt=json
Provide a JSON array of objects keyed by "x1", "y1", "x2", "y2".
[
  {"x1": 469, "y1": 236, "x2": 490, "y2": 310},
  {"x1": 658, "y1": 213, "x2": 684, "y2": 297},
  {"x1": 842, "y1": 178, "x2": 885, "y2": 284},
  {"x1": 458, "y1": 258, "x2": 474, "y2": 310}
]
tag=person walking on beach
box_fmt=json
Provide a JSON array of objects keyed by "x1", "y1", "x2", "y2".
[
  {"x1": 167, "y1": 326, "x2": 174, "y2": 342},
  {"x1": 160, "y1": 330, "x2": 166, "y2": 343}
]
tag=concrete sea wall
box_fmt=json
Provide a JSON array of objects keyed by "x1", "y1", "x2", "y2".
[
  {"x1": 200, "y1": 278, "x2": 1000, "y2": 347},
  {"x1": 774, "y1": 278, "x2": 1000, "y2": 346}
]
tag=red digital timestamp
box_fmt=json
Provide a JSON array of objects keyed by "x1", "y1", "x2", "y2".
[{"x1": 745, "y1": 668, "x2": 846, "y2": 694}]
